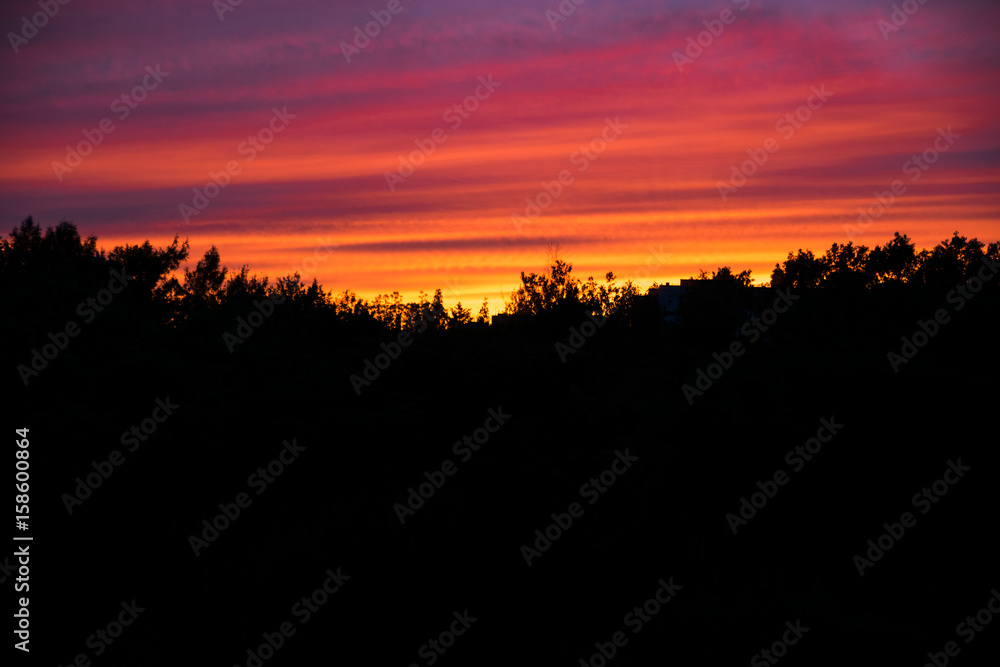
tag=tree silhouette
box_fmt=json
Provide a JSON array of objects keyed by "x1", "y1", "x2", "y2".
[
  {"x1": 867, "y1": 232, "x2": 918, "y2": 284},
  {"x1": 505, "y1": 258, "x2": 583, "y2": 317},
  {"x1": 770, "y1": 249, "x2": 827, "y2": 289},
  {"x1": 448, "y1": 302, "x2": 472, "y2": 329},
  {"x1": 183, "y1": 245, "x2": 228, "y2": 308},
  {"x1": 913, "y1": 231, "x2": 991, "y2": 287}
]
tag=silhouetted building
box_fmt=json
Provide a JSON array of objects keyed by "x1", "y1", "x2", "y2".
[
  {"x1": 647, "y1": 280, "x2": 699, "y2": 323},
  {"x1": 648, "y1": 280, "x2": 774, "y2": 325}
]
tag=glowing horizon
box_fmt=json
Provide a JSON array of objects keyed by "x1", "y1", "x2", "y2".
[{"x1": 2, "y1": 0, "x2": 998, "y2": 309}]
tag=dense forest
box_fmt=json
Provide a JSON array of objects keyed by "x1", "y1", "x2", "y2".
[{"x1": 5, "y1": 216, "x2": 998, "y2": 665}]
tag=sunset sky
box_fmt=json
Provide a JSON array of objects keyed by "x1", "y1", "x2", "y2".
[{"x1": 2, "y1": 0, "x2": 998, "y2": 309}]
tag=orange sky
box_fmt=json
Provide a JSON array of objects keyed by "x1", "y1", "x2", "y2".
[{"x1": 2, "y1": 0, "x2": 998, "y2": 310}]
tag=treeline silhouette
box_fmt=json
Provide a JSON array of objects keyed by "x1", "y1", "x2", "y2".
[
  {"x1": 5, "y1": 215, "x2": 999, "y2": 666},
  {"x1": 3, "y1": 216, "x2": 996, "y2": 346}
]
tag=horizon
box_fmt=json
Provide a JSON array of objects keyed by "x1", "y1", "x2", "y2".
[
  {"x1": 3, "y1": 0, "x2": 999, "y2": 310},
  {"x1": 9, "y1": 218, "x2": 993, "y2": 315}
]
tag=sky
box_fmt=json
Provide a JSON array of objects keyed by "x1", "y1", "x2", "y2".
[{"x1": 2, "y1": 0, "x2": 999, "y2": 310}]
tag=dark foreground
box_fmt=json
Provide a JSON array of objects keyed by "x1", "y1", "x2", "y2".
[{"x1": 5, "y1": 222, "x2": 999, "y2": 665}]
